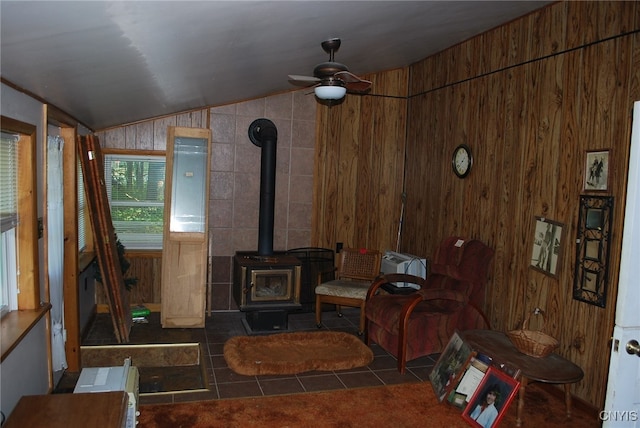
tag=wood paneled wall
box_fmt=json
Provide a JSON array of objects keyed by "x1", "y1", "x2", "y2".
[
  {"x1": 313, "y1": 1, "x2": 640, "y2": 408},
  {"x1": 312, "y1": 67, "x2": 409, "y2": 251},
  {"x1": 98, "y1": 110, "x2": 209, "y2": 151},
  {"x1": 96, "y1": 252, "x2": 162, "y2": 308}
]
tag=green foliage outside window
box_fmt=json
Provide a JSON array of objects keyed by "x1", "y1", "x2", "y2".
[{"x1": 111, "y1": 206, "x2": 164, "y2": 232}]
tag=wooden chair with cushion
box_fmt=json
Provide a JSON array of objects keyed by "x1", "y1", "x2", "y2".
[
  {"x1": 365, "y1": 237, "x2": 494, "y2": 373},
  {"x1": 315, "y1": 248, "x2": 382, "y2": 335}
]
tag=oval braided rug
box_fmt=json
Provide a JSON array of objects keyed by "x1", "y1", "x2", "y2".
[{"x1": 223, "y1": 331, "x2": 374, "y2": 375}]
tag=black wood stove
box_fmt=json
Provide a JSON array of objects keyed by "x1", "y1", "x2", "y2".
[{"x1": 232, "y1": 119, "x2": 302, "y2": 332}]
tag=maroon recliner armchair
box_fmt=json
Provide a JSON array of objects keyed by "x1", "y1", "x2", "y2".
[{"x1": 365, "y1": 237, "x2": 494, "y2": 373}]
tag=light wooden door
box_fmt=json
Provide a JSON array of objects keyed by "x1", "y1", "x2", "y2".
[{"x1": 161, "y1": 127, "x2": 211, "y2": 328}]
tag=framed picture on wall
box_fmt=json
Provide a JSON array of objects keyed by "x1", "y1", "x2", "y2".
[
  {"x1": 584, "y1": 150, "x2": 610, "y2": 192},
  {"x1": 530, "y1": 217, "x2": 564, "y2": 278},
  {"x1": 462, "y1": 367, "x2": 520, "y2": 428}
]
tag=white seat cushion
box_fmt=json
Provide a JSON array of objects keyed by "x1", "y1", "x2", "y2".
[{"x1": 315, "y1": 280, "x2": 371, "y2": 300}]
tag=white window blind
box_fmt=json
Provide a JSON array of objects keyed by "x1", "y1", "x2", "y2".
[
  {"x1": 0, "y1": 132, "x2": 19, "y2": 314},
  {"x1": 0, "y1": 132, "x2": 18, "y2": 232}
]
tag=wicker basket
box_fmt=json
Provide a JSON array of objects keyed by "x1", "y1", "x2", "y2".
[{"x1": 507, "y1": 310, "x2": 559, "y2": 358}]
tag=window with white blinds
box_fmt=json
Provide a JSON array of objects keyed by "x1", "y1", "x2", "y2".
[
  {"x1": 104, "y1": 154, "x2": 166, "y2": 249},
  {"x1": 0, "y1": 132, "x2": 18, "y2": 232},
  {"x1": 0, "y1": 132, "x2": 19, "y2": 314}
]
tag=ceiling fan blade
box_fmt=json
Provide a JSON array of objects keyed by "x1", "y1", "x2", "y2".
[
  {"x1": 288, "y1": 74, "x2": 321, "y2": 87},
  {"x1": 335, "y1": 71, "x2": 372, "y2": 93},
  {"x1": 345, "y1": 80, "x2": 372, "y2": 94},
  {"x1": 334, "y1": 71, "x2": 364, "y2": 83}
]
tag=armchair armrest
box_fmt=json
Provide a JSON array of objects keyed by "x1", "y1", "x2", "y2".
[
  {"x1": 366, "y1": 273, "x2": 426, "y2": 301},
  {"x1": 396, "y1": 287, "x2": 469, "y2": 355},
  {"x1": 416, "y1": 287, "x2": 489, "y2": 331},
  {"x1": 417, "y1": 288, "x2": 469, "y2": 305}
]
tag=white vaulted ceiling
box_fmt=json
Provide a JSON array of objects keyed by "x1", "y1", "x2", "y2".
[{"x1": 0, "y1": 1, "x2": 552, "y2": 130}]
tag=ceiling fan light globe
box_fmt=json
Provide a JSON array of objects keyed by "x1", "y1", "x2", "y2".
[{"x1": 314, "y1": 85, "x2": 347, "y2": 100}]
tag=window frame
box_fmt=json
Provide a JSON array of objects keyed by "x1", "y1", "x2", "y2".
[
  {"x1": 103, "y1": 149, "x2": 166, "y2": 250},
  {"x1": 1, "y1": 115, "x2": 46, "y2": 361}
]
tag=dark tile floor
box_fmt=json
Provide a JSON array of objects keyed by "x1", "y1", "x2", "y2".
[{"x1": 59, "y1": 308, "x2": 438, "y2": 405}]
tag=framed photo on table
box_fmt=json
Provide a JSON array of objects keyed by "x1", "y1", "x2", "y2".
[
  {"x1": 446, "y1": 353, "x2": 492, "y2": 410},
  {"x1": 462, "y1": 367, "x2": 520, "y2": 428},
  {"x1": 428, "y1": 331, "x2": 475, "y2": 402}
]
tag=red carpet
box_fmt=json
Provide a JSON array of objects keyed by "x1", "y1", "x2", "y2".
[{"x1": 137, "y1": 382, "x2": 600, "y2": 428}]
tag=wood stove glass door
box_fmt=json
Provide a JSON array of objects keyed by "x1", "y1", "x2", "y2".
[
  {"x1": 250, "y1": 269, "x2": 293, "y2": 302},
  {"x1": 161, "y1": 126, "x2": 211, "y2": 328}
]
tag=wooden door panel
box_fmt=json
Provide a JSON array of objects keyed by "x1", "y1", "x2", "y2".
[{"x1": 161, "y1": 240, "x2": 206, "y2": 327}]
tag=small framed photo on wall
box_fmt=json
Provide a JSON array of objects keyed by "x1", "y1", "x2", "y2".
[
  {"x1": 584, "y1": 150, "x2": 610, "y2": 192},
  {"x1": 530, "y1": 217, "x2": 564, "y2": 278}
]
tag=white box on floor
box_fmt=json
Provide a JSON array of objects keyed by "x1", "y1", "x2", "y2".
[{"x1": 74, "y1": 358, "x2": 139, "y2": 428}]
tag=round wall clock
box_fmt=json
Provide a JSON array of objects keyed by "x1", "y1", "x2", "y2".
[{"x1": 452, "y1": 144, "x2": 473, "y2": 178}]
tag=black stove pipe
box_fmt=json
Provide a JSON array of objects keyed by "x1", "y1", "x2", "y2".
[{"x1": 248, "y1": 118, "x2": 278, "y2": 256}]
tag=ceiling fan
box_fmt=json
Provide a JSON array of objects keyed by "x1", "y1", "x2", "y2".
[{"x1": 288, "y1": 38, "x2": 372, "y2": 101}]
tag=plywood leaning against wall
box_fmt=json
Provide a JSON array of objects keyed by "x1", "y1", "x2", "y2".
[{"x1": 78, "y1": 135, "x2": 131, "y2": 343}]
